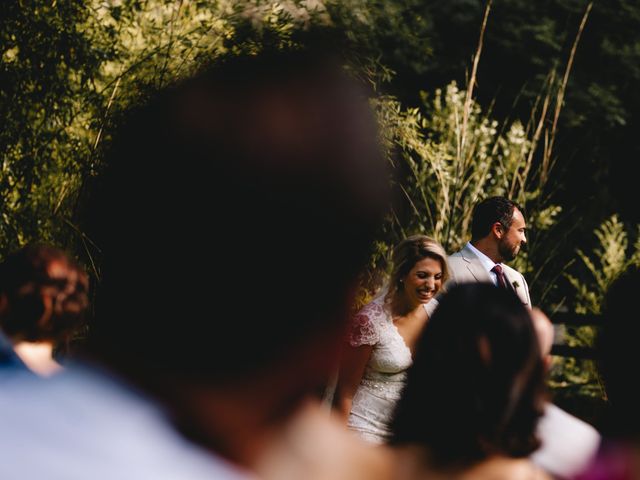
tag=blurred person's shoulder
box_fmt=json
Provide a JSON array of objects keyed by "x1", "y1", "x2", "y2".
[
  {"x1": 256, "y1": 400, "x2": 394, "y2": 480},
  {"x1": 394, "y1": 447, "x2": 551, "y2": 480},
  {"x1": 532, "y1": 403, "x2": 601, "y2": 479},
  {"x1": 0, "y1": 366, "x2": 252, "y2": 480},
  {"x1": 461, "y1": 457, "x2": 552, "y2": 480}
]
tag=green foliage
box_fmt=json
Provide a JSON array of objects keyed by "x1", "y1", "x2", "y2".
[
  {"x1": 0, "y1": 0, "x2": 582, "y2": 304},
  {"x1": 566, "y1": 215, "x2": 640, "y2": 314},
  {"x1": 1, "y1": 0, "x2": 109, "y2": 255},
  {"x1": 551, "y1": 216, "x2": 640, "y2": 410},
  {"x1": 366, "y1": 78, "x2": 565, "y2": 299},
  {"x1": 395, "y1": 82, "x2": 545, "y2": 248},
  {"x1": 384, "y1": 0, "x2": 640, "y2": 267},
  {"x1": 0, "y1": 0, "x2": 362, "y2": 259},
  {"x1": 1, "y1": 0, "x2": 460, "y2": 271}
]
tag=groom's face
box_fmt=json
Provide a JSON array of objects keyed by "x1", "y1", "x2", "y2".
[{"x1": 498, "y1": 208, "x2": 527, "y2": 261}]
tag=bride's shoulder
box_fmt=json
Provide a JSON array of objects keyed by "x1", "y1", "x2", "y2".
[
  {"x1": 348, "y1": 299, "x2": 389, "y2": 347},
  {"x1": 359, "y1": 297, "x2": 388, "y2": 316}
]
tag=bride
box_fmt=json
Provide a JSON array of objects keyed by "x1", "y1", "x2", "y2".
[{"x1": 335, "y1": 235, "x2": 449, "y2": 443}]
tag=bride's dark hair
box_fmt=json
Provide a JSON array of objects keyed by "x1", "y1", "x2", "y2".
[{"x1": 391, "y1": 283, "x2": 546, "y2": 468}]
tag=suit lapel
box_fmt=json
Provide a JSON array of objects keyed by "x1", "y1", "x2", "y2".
[
  {"x1": 502, "y1": 268, "x2": 517, "y2": 292},
  {"x1": 461, "y1": 245, "x2": 493, "y2": 283},
  {"x1": 458, "y1": 245, "x2": 530, "y2": 306}
]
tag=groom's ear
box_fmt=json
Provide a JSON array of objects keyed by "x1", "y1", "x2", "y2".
[{"x1": 491, "y1": 221, "x2": 504, "y2": 239}]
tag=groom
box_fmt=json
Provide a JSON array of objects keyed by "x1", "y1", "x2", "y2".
[
  {"x1": 447, "y1": 196, "x2": 531, "y2": 306},
  {"x1": 447, "y1": 196, "x2": 600, "y2": 478}
]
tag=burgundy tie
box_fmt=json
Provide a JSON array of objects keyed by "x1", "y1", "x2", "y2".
[{"x1": 491, "y1": 264, "x2": 508, "y2": 289}]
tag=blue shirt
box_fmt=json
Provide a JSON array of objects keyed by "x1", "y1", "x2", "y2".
[{"x1": 0, "y1": 331, "x2": 27, "y2": 370}]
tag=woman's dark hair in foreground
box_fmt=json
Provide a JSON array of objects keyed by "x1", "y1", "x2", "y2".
[
  {"x1": 0, "y1": 244, "x2": 89, "y2": 343},
  {"x1": 391, "y1": 283, "x2": 546, "y2": 468}
]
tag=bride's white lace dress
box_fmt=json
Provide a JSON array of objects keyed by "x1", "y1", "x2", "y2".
[{"x1": 346, "y1": 296, "x2": 413, "y2": 444}]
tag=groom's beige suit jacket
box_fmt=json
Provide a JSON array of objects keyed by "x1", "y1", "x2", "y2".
[{"x1": 446, "y1": 243, "x2": 532, "y2": 307}]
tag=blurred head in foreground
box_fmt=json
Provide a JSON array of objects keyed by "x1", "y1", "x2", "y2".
[
  {"x1": 84, "y1": 47, "x2": 389, "y2": 391},
  {"x1": 391, "y1": 283, "x2": 546, "y2": 469}
]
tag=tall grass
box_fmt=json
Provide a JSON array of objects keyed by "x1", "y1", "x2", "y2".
[
  {"x1": 551, "y1": 215, "x2": 640, "y2": 416},
  {"x1": 567, "y1": 215, "x2": 640, "y2": 314},
  {"x1": 365, "y1": 2, "x2": 594, "y2": 308}
]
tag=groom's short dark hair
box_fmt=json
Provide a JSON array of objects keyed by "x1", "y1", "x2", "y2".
[
  {"x1": 83, "y1": 48, "x2": 389, "y2": 381},
  {"x1": 471, "y1": 196, "x2": 523, "y2": 241}
]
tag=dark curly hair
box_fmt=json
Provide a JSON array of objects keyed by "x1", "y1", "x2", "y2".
[
  {"x1": 391, "y1": 283, "x2": 546, "y2": 468},
  {"x1": 0, "y1": 244, "x2": 89, "y2": 343}
]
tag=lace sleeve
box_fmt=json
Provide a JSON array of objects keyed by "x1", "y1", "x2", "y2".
[{"x1": 348, "y1": 303, "x2": 383, "y2": 347}]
